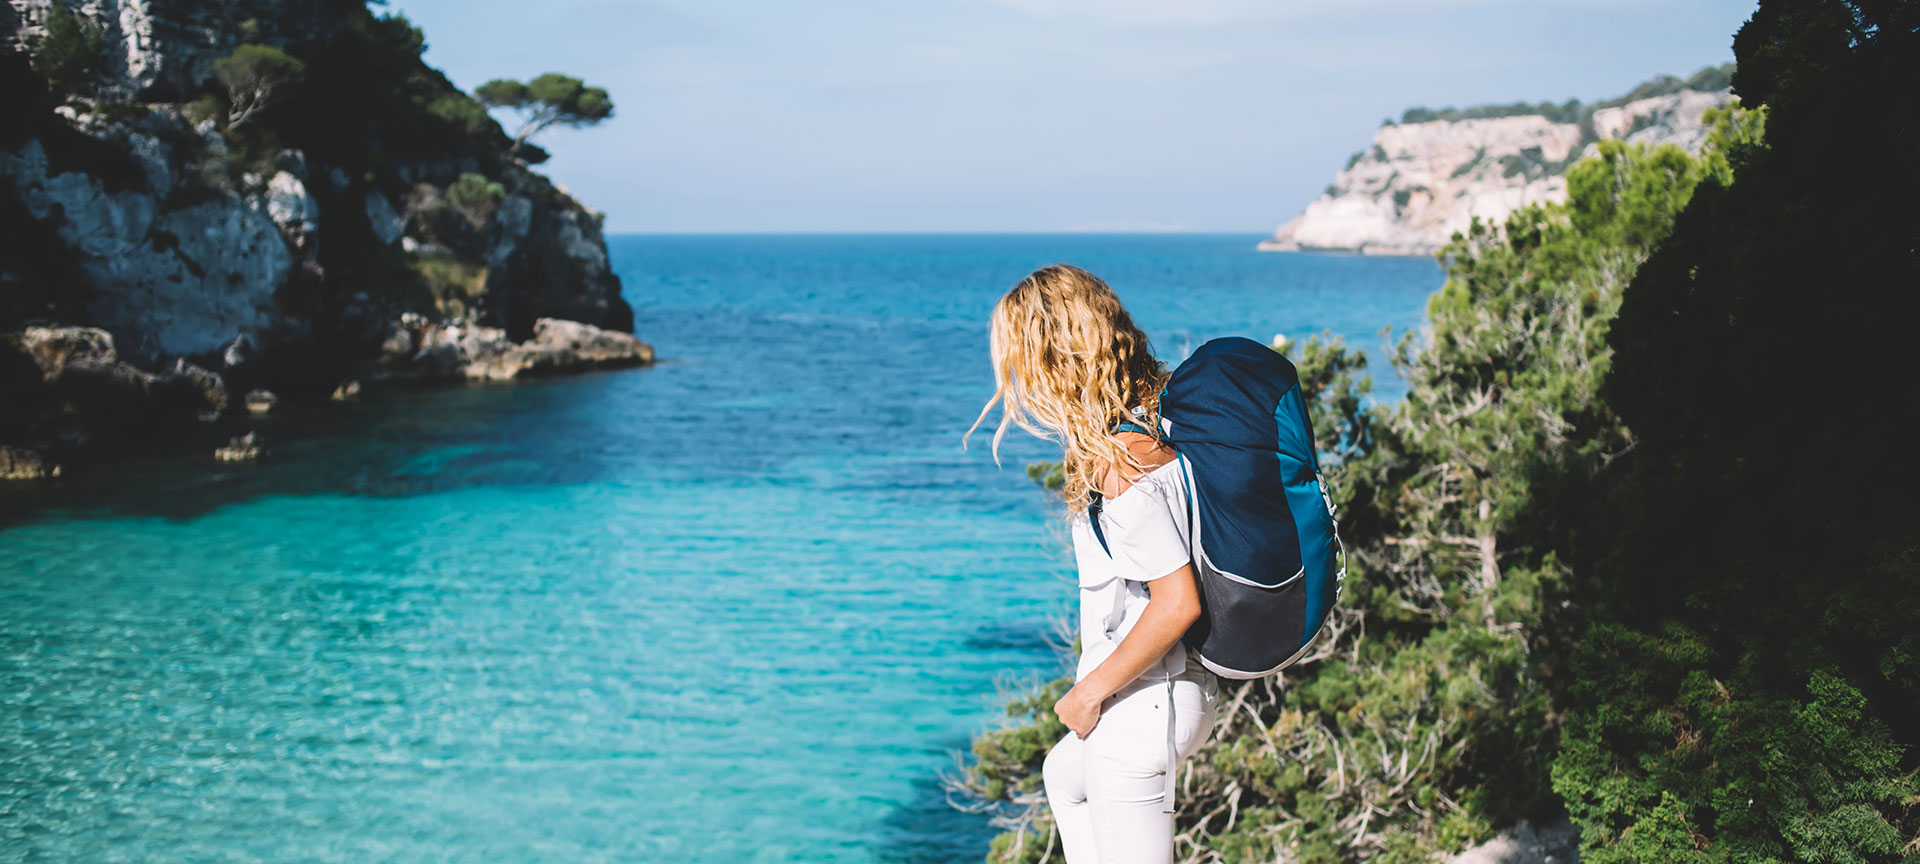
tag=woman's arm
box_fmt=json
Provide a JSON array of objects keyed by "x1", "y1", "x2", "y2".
[{"x1": 1053, "y1": 562, "x2": 1202, "y2": 738}]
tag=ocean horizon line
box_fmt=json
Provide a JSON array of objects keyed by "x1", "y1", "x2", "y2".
[{"x1": 602, "y1": 229, "x2": 1276, "y2": 238}]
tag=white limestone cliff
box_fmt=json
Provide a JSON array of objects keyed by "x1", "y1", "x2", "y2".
[{"x1": 1261, "y1": 89, "x2": 1734, "y2": 256}]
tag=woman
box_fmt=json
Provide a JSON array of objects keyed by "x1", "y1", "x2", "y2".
[{"x1": 968, "y1": 264, "x2": 1220, "y2": 864}]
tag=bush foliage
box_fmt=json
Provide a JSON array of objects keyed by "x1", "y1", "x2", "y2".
[
  {"x1": 1399, "y1": 63, "x2": 1735, "y2": 126},
  {"x1": 1551, "y1": 1, "x2": 1920, "y2": 860},
  {"x1": 211, "y1": 44, "x2": 305, "y2": 129},
  {"x1": 29, "y1": 4, "x2": 104, "y2": 98},
  {"x1": 447, "y1": 172, "x2": 506, "y2": 229},
  {"x1": 958, "y1": 3, "x2": 1918, "y2": 861}
]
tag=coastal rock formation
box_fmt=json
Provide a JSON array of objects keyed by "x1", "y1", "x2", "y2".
[
  {"x1": 1261, "y1": 71, "x2": 1734, "y2": 255},
  {"x1": 0, "y1": 0, "x2": 651, "y2": 474},
  {"x1": 1, "y1": 444, "x2": 59, "y2": 478},
  {"x1": 1, "y1": 325, "x2": 227, "y2": 458},
  {"x1": 1, "y1": 128, "x2": 293, "y2": 359},
  {"x1": 213, "y1": 431, "x2": 264, "y2": 462},
  {"x1": 372, "y1": 313, "x2": 652, "y2": 383}
]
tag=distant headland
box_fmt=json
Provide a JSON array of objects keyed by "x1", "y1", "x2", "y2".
[{"x1": 1261, "y1": 65, "x2": 1735, "y2": 256}]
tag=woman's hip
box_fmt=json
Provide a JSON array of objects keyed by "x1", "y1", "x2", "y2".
[{"x1": 1094, "y1": 666, "x2": 1218, "y2": 759}]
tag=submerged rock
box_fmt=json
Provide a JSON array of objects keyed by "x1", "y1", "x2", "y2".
[{"x1": 214, "y1": 432, "x2": 265, "y2": 462}]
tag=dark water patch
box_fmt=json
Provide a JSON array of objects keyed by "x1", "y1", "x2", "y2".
[{"x1": 876, "y1": 770, "x2": 1006, "y2": 864}]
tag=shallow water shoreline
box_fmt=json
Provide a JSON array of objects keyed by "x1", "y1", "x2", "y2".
[{"x1": 1, "y1": 234, "x2": 1440, "y2": 862}]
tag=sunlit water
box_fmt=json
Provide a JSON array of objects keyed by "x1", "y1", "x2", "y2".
[{"x1": 1, "y1": 235, "x2": 1440, "y2": 863}]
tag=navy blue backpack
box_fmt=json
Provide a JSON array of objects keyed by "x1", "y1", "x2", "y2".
[{"x1": 1125, "y1": 336, "x2": 1346, "y2": 679}]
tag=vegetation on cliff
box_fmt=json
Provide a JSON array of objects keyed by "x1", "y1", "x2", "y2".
[
  {"x1": 2, "y1": 2, "x2": 645, "y2": 473},
  {"x1": 6, "y1": 1, "x2": 630, "y2": 338},
  {"x1": 1550, "y1": 1, "x2": 1919, "y2": 859},
  {"x1": 1398, "y1": 63, "x2": 1734, "y2": 126},
  {"x1": 474, "y1": 73, "x2": 614, "y2": 159},
  {"x1": 210, "y1": 43, "x2": 305, "y2": 129},
  {"x1": 960, "y1": 1, "x2": 1916, "y2": 861},
  {"x1": 27, "y1": 3, "x2": 101, "y2": 97}
]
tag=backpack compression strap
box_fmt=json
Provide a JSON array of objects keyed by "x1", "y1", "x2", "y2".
[{"x1": 1108, "y1": 408, "x2": 1192, "y2": 814}]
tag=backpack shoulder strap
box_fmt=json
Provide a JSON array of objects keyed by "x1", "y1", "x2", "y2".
[{"x1": 1087, "y1": 492, "x2": 1112, "y2": 556}]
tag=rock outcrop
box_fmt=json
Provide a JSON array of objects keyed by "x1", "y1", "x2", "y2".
[
  {"x1": 213, "y1": 431, "x2": 263, "y2": 462},
  {"x1": 0, "y1": 0, "x2": 651, "y2": 476},
  {"x1": 1262, "y1": 74, "x2": 1734, "y2": 256},
  {"x1": 370, "y1": 313, "x2": 652, "y2": 383},
  {"x1": 1, "y1": 123, "x2": 295, "y2": 360},
  {"x1": 1443, "y1": 819, "x2": 1580, "y2": 864},
  {"x1": 1, "y1": 325, "x2": 227, "y2": 459}
]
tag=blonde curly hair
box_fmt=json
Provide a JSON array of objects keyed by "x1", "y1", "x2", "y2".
[{"x1": 965, "y1": 264, "x2": 1170, "y2": 512}]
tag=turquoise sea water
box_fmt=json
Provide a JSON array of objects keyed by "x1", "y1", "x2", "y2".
[{"x1": 0, "y1": 235, "x2": 1441, "y2": 863}]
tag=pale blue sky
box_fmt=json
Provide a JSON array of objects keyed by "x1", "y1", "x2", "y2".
[{"x1": 388, "y1": 0, "x2": 1756, "y2": 233}]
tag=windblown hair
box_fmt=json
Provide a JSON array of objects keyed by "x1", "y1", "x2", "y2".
[{"x1": 966, "y1": 264, "x2": 1170, "y2": 513}]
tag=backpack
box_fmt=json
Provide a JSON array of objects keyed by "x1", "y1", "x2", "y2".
[{"x1": 1124, "y1": 336, "x2": 1346, "y2": 679}]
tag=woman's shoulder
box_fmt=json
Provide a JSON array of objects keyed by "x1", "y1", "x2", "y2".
[
  {"x1": 1097, "y1": 431, "x2": 1179, "y2": 499},
  {"x1": 1100, "y1": 459, "x2": 1186, "y2": 523}
]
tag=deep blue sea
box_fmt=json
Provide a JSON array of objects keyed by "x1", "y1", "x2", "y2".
[{"x1": 0, "y1": 235, "x2": 1441, "y2": 863}]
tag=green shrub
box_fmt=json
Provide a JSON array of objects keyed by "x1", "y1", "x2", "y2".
[
  {"x1": 30, "y1": 4, "x2": 104, "y2": 97},
  {"x1": 1394, "y1": 64, "x2": 1734, "y2": 130},
  {"x1": 1024, "y1": 461, "x2": 1064, "y2": 491},
  {"x1": 184, "y1": 93, "x2": 225, "y2": 126},
  {"x1": 407, "y1": 251, "x2": 489, "y2": 319},
  {"x1": 446, "y1": 173, "x2": 506, "y2": 229},
  {"x1": 427, "y1": 93, "x2": 496, "y2": 136},
  {"x1": 211, "y1": 44, "x2": 306, "y2": 129}
]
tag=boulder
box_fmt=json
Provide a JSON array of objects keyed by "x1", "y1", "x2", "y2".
[
  {"x1": 528, "y1": 317, "x2": 654, "y2": 368},
  {"x1": 1, "y1": 445, "x2": 59, "y2": 479},
  {"x1": 169, "y1": 358, "x2": 228, "y2": 417},
  {"x1": 366, "y1": 315, "x2": 654, "y2": 383},
  {"x1": 214, "y1": 432, "x2": 265, "y2": 462},
  {"x1": 2, "y1": 325, "x2": 228, "y2": 451},
  {"x1": 16, "y1": 325, "x2": 117, "y2": 374},
  {"x1": 1443, "y1": 819, "x2": 1579, "y2": 864},
  {"x1": 244, "y1": 389, "x2": 278, "y2": 414}
]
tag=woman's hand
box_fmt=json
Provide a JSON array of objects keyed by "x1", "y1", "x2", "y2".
[{"x1": 1054, "y1": 685, "x2": 1104, "y2": 738}]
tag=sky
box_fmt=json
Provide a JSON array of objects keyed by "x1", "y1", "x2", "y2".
[{"x1": 387, "y1": 0, "x2": 1758, "y2": 234}]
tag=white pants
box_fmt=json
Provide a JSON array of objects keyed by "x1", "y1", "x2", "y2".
[{"x1": 1042, "y1": 664, "x2": 1220, "y2": 864}]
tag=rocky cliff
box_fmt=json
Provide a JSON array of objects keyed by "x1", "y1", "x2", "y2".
[
  {"x1": 1261, "y1": 68, "x2": 1735, "y2": 255},
  {"x1": 1, "y1": 0, "x2": 650, "y2": 477}
]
